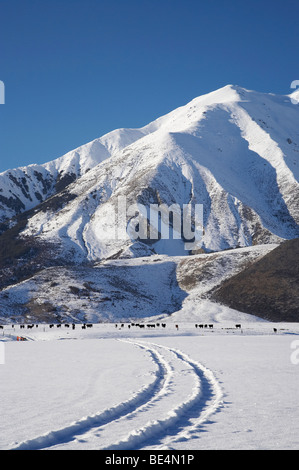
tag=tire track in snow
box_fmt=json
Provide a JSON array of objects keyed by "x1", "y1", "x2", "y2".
[
  {"x1": 151, "y1": 343, "x2": 224, "y2": 450},
  {"x1": 101, "y1": 340, "x2": 224, "y2": 450},
  {"x1": 10, "y1": 341, "x2": 168, "y2": 450},
  {"x1": 11, "y1": 340, "x2": 223, "y2": 450}
]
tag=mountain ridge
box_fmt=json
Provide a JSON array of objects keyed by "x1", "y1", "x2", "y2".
[
  {"x1": 0, "y1": 85, "x2": 298, "y2": 322},
  {"x1": 1, "y1": 84, "x2": 298, "y2": 224},
  {"x1": 1, "y1": 85, "x2": 299, "y2": 255}
]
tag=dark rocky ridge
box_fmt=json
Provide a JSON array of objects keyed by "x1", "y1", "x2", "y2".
[{"x1": 211, "y1": 238, "x2": 299, "y2": 321}]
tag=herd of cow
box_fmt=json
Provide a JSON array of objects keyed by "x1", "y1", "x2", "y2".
[
  {"x1": 115, "y1": 322, "x2": 168, "y2": 329},
  {"x1": 0, "y1": 323, "x2": 243, "y2": 330},
  {"x1": 0, "y1": 323, "x2": 94, "y2": 330},
  {"x1": 0, "y1": 323, "x2": 280, "y2": 337},
  {"x1": 116, "y1": 323, "x2": 243, "y2": 330}
]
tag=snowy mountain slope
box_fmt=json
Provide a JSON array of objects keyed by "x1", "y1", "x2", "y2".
[
  {"x1": 0, "y1": 257, "x2": 186, "y2": 323},
  {"x1": 0, "y1": 244, "x2": 277, "y2": 324},
  {"x1": 15, "y1": 85, "x2": 299, "y2": 264},
  {"x1": 0, "y1": 84, "x2": 298, "y2": 314},
  {"x1": 0, "y1": 125, "x2": 153, "y2": 225},
  {"x1": 1, "y1": 93, "x2": 218, "y2": 226}
]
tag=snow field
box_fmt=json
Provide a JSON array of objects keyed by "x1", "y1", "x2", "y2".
[
  {"x1": 0, "y1": 338, "x2": 155, "y2": 450},
  {"x1": 1, "y1": 322, "x2": 299, "y2": 450}
]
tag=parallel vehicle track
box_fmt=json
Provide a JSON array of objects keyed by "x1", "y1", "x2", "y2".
[{"x1": 12, "y1": 340, "x2": 223, "y2": 450}]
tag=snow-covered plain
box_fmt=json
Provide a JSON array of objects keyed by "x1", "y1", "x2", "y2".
[{"x1": 1, "y1": 318, "x2": 299, "y2": 450}]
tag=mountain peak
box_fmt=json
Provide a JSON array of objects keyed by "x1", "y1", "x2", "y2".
[
  {"x1": 0, "y1": 84, "x2": 298, "y2": 265},
  {"x1": 0, "y1": 84, "x2": 298, "y2": 324}
]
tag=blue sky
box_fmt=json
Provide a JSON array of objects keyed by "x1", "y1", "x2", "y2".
[{"x1": 0, "y1": 0, "x2": 298, "y2": 172}]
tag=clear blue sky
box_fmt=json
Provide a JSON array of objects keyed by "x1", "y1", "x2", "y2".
[{"x1": 0, "y1": 0, "x2": 298, "y2": 172}]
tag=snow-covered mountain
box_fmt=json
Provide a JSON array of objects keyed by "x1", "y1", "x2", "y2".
[
  {"x1": 0, "y1": 85, "x2": 298, "y2": 315},
  {"x1": 8, "y1": 85, "x2": 297, "y2": 259},
  {"x1": 0, "y1": 126, "x2": 150, "y2": 224}
]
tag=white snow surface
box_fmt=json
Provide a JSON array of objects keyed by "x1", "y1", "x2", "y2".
[
  {"x1": 1, "y1": 85, "x2": 298, "y2": 451},
  {"x1": 1, "y1": 319, "x2": 299, "y2": 450}
]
